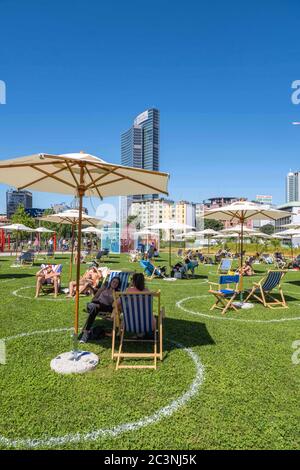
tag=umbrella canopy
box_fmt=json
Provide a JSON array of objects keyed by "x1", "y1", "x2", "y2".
[
  {"x1": 275, "y1": 229, "x2": 300, "y2": 259},
  {"x1": 0, "y1": 152, "x2": 169, "y2": 343},
  {"x1": 214, "y1": 233, "x2": 240, "y2": 239},
  {"x1": 81, "y1": 226, "x2": 103, "y2": 234},
  {"x1": 148, "y1": 220, "x2": 194, "y2": 231},
  {"x1": 146, "y1": 220, "x2": 194, "y2": 266},
  {"x1": 0, "y1": 152, "x2": 168, "y2": 197},
  {"x1": 38, "y1": 209, "x2": 104, "y2": 280},
  {"x1": 35, "y1": 227, "x2": 55, "y2": 233},
  {"x1": 281, "y1": 223, "x2": 300, "y2": 229},
  {"x1": 2, "y1": 223, "x2": 34, "y2": 231},
  {"x1": 38, "y1": 209, "x2": 102, "y2": 227},
  {"x1": 220, "y1": 224, "x2": 257, "y2": 234},
  {"x1": 204, "y1": 201, "x2": 291, "y2": 298}
]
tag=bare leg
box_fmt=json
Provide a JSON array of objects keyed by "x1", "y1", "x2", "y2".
[
  {"x1": 66, "y1": 281, "x2": 76, "y2": 297},
  {"x1": 53, "y1": 276, "x2": 58, "y2": 297},
  {"x1": 35, "y1": 276, "x2": 43, "y2": 298}
]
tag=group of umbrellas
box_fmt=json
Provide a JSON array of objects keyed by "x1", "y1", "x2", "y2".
[
  {"x1": 0, "y1": 151, "x2": 295, "y2": 368},
  {"x1": 0, "y1": 151, "x2": 169, "y2": 361}
]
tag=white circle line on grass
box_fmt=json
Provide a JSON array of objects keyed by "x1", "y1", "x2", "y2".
[
  {"x1": 149, "y1": 280, "x2": 208, "y2": 286},
  {"x1": 176, "y1": 296, "x2": 300, "y2": 323},
  {"x1": 0, "y1": 328, "x2": 204, "y2": 449},
  {"x1": 12, "y1": 285, "x2": 66, "y2": 302},
  {"x1": 0, "y1": 278, "x2": 16, "y2": 284}
]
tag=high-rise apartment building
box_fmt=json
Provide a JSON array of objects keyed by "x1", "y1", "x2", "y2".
[
  {"x1": 286, "y1": 171, "x2": 299, "y2": 203},
  {"x1": 6, "y1": 189, "x2": 32, "y2": 218},
  {"x1": 121, "y1": 108, "x2": 160, "y2": 200}
]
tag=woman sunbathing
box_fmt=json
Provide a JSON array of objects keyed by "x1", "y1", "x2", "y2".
[
  {"x1": 35, "y1": 265, "x2": 59, "y2": 298},
  {"x1": 66, "y1": 267, "x2": 102, "y2": 297}
]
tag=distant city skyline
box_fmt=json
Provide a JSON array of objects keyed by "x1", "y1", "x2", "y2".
[{"x1": 1, "y1": 1, "x2": 300, "y2": 214}]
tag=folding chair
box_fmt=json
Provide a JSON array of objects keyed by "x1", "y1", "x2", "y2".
[
  {"x1": 139, "y1": 260, "x2": 164, "y2": 280},
  {"x1": 217, "y1": 258, "x2": 233, "y2": 274},
  {"x1": 40, "y1": 264, "x2": 63, "y2": 295},
  {"x1": 106, "y1": 270, "x2": 134, "y2": 291},
  {"x1": 19, "y1": 250, "x2": 35, "y2": 266},
  {"x1": 244, "y1": 270, "x2": 287, "y2": 308},
  {"x1": 209, "y1": 274, "x2": 240, "y2": 314},
  {"x1": 112, "y1": 291, "x2": 164, "y2": 369}
]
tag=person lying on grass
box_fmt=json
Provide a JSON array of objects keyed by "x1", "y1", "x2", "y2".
[
  {"x1": 35, "y1": 265, "x2": 59, "y2": 298},
  {"x1": 79, "y1": 276, "x2": 121, "y2": 343},
  {"x1": 66, "y1": 266, "x2": 102, "y2": 298}
]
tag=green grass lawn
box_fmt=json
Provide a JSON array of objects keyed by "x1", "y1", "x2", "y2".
[{"x1": 0, "y1": 253, "x2": 300, "y2": 450}]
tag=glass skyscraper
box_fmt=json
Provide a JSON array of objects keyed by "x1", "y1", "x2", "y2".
[
  {"x1": 286, "y1": 171, "x2": 299, "y2": 203},
  {"x1": 121, "y1": 108, "x2": 160, "y2": 200}
]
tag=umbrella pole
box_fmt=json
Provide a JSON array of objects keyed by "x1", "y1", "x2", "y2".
[
  {"x1": 169, "y1": 229, "x2": 172, "y2": 268},
  {"x1": 74, "y1": 172, "x2": 84, "y2": 350},
  {"x1": 69, "y1": 224, "x2": 75, "y2": 281},
  {"x1": 239, "y1": 219, "x2": 244, "y2": 301},
  {"x1": 291, "y1": 236, "x2": 293, "y2": 262},
  {"x1": 208, "y1": 236, "x2": 210, "y2": 255}
]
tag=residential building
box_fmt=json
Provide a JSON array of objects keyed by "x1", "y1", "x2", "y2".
[
  {"x1": 286, "y1": 171, "x2": 299, "y2": 203},
  {"x1": 6, "y1": 189, "x2": 32, "y2": 218}
]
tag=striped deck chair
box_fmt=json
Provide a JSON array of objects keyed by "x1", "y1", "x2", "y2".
[
  {"x1": 244, "y1": 270, "x2": 287, "y2": 308},
  {"x1": 112, "y1": 291, "x2": 164, "y2": 370},
  {"x1": 40, "y1": 264, "x2": 63, "y2": 294},
  {"x1": 139, "y1": 260, "x2": 163, "y2": 280},
  {"x1": 217, "y1": 258, "x2": 233, "y2": 274},
  {"x1": 209, "y1": 274, "x2": 240, "y2": 314},
  {"x1": 106, "y1": 270, "x2": 133, "y2": 292}
]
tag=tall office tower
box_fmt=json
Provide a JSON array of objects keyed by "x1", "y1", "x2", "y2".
[
  {"x1": 121, "y1": 108, "x2": 160, "y2": 200},
  {"x1": 6, "y1": 189, "x2": 32, "y2": 218},
  {"x1": 286, "y1": 171, "x2": 299, "y2": 203}
]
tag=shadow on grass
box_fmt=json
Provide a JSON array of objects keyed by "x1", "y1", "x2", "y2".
[
  {"x1": 0, "y1": 273, "x2": 35, "y2": 279},
  {"x1": 89, "y1": 317, "x2": 215, "y2": 355},
  {"x1": 286, "y1": 280, "x2": 300, "y2": 287}
]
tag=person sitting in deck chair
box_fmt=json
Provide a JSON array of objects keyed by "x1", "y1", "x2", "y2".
[
  {"x1": 66, "y1": 266, "x2": 102, "y2": 297},
  {"x1": 35, "y1": 265, "x2": 60, "y2": 298},
  {"x1": 79, "y1": 276, "x2": 121, "y2": 343},
  {"x1": 238, "y1": 260, "x2": 254, "y2": 277}
]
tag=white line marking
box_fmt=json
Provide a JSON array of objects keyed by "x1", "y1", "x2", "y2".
[
  {"x1": 12, "y1": 285, "x2": 66, "y2": 302},
  {"x1": 176, "y1": 296, "x2": 300, "y2": 323},
  {"x1": 0, "y1": 329, "x2": 204, "y2": 448}
]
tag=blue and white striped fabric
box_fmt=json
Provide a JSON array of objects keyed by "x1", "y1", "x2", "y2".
[
  {"x1": 261, "y1": 271, "x2": 282, "y2": 292},
  {"x1": 41, "y1": 264, "x2": 63, "y2": 274},
  {"x1": 108, "y1": 271, "x2": 131, "y2": 291},
  {"x1": 120, "y1": 294, "x2": 154, "y2": 334}
]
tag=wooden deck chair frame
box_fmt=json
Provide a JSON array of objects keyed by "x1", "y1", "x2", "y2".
[
  {"x1": 111, "y1": 291, "x2": 164, "y2": 370},
  {"x1": 217, "y1": 258, "x2": 233, "y2": 274},
  {"x1": 209, "y1": 275, "x2": 240, "y2": 315},
  {"x1": 244, "y1": 270, "x2": 288, "y2": 309}
]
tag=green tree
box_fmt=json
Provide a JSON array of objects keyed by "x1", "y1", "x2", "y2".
[
  {"x1": 260, "y1": 223, "x2": 275, "y2": 235},
  {"x1": 11, "y1": 204, "x2": 35, "y2": 228},
  {"x1": 204, "y1": 219, "x2": 224, "y2": 231}
]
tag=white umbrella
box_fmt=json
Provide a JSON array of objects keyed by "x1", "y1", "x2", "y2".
[
  {"x1": 147, "y1": 220, "x2": 194, "y2": 266},
  {"x1": 81, "y1": 226, "x2": 103, "y2": 234},
  {"x1": 191, "y1": 229, "x2": 219, "y2": 254},
  {"x1": 204, "y1": 201, "x2": 291, "y2": 297},
  {"x1": 38, "y1": 210, "x2": 104, "y2": 279},
  {"x1": 275, "y1": 228, "x2": 300, "y2": 259},
  {"x1": 0, "y1": 151, "x2": 169, "y2": 366},
  {"x1": 35, "y1": 227, "x2": 55, "y2": 233},
  {"x1": 2, "y1": 223, "x2": 35, "y2": 256}
]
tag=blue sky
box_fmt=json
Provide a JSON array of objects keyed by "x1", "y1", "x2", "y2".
[{"x1": 1, "y1": 0, "x2": 300, "y2": 214}]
